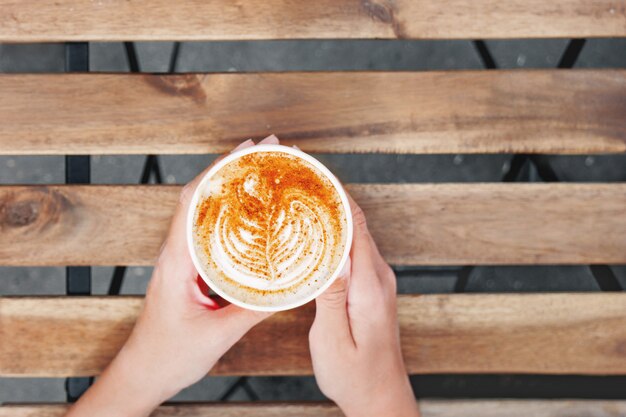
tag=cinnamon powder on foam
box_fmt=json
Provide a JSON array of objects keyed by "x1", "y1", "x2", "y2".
[{"x1": 194, "y1": 152, "x2": 344, "y2": 296}]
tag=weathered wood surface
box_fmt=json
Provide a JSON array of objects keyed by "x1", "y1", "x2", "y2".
[
  {"x1": 3, "y1": 401, "x2": 626, "y2": 417},
  {"x1": 2, "y1": 294, "x2": 626, "y2": 376},
  {"x1": 2, "y1": 0, "x2": 625, "y2": 41},
  {"x1": 1, "y1": 71, "x2": 625, "y2": 155},
  {"x1": 1, "y1": 184, "x2": 624, "y2": 266}
]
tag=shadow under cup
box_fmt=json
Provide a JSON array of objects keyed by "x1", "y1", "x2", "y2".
[{"x1": 187, "y1": 144, "x2": 353, "y2": 312}]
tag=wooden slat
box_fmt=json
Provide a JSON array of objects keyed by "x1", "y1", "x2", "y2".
[
  {"x1": 2, "y1": 294, "x2": 626, "y2": 376},
  {"x1": 1, "y1": 184, "x2": 625, "y2": 266},
  {"x1": 2, "y1": 0, "x2": 626, "y2": 41},
  {"x1": 4, "y1": 401, "x2": 626, "y2": 417},
  {"x1": 1, "y1": 71, "x2": 625, "y2": 155},
  {"x1": 0, "y1": 404, "x2": 340, "y2": 417},
  {"x1": 419, "y1": 401, "x2": 626, "y2": 417}
]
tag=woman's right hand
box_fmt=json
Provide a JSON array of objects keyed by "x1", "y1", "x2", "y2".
[{"x1": 308, "y1": 194, "x2": 419, "y2": 417}]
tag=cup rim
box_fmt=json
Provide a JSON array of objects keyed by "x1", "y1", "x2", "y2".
[{"x1": 186, "y1": 144, "x2": 354, "y2": 312}]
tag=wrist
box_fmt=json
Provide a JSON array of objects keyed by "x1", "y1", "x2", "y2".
[
  {"x1": 339, "y1": 377, "x2": 418, "y2": 417},
  {"x1": 111, "y1": 339, "x2": 180, "y2": 406},
  {"x1": 67, "y1": 348, "x2": 163, "y2": 417}
]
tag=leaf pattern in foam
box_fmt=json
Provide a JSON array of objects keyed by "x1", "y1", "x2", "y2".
[{"x1": 211, "y1": 172, "x2": 328, "y2": 291}]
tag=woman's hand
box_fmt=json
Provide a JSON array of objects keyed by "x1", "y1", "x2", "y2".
[
  {"x1": 309, "y1": 194, "x2": 419, "y2": 417},
  {"x1": 67, "y1": 137, "x2": 278, "y2": 417}
]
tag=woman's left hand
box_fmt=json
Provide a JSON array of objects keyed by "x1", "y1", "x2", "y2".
[{"x1": 67, "y1": 137, "x2": 277, "y2": 417}]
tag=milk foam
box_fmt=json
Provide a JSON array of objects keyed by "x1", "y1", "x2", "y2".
[
  {"x1": 193, "y1": 151, "x2": 347, "y2": 308},
  {"x1": 210, "y1": 192, "x2": 330, "y2": 290}
]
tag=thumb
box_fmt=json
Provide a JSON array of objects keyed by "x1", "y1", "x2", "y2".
[{"x1": 313, "y1": 257, "x2": 353, "y2": 345}]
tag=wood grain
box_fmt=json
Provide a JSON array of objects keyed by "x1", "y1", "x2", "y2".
[
  {"x1": 2, "y1": 294, "x2": 626, "y2": 376},
  {"x1": 1, "y1": 184, "x2": 625, "y2": 266},
  {"x1": 1, "y1": 0, "x2": 625, "y2": 41},
  {"x1": 0, "y1": 404, "x2": 341, "y2": 417},
  {"x1": 420, "y1": 401, "x2": 626, "y2": 417},
  {"x1": 1, "y1": 71, "x2": 625, "y2": 155},
  {"x1": 4, "y1": 401, "x2": 626, "y2": 417}
]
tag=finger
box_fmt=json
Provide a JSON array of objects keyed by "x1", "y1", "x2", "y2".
[
  {"x1": 258, "y1": 134, "x2": 279, "y2": 145},
  {"x1": 345, "y1": 192, "x2": 382, "y2": 292},
  {"x1": 314, "y1": 255, "x2": 353, "y2": 338},
  {"x1": 231, "y1": 138, "x2": 256, "y2": 153},
  {"x1": 345, "y1": 191, "x2": 394, "y2": 290},
  {"x1": 366, "y1": 231, "x2": 396, "y2": 291}
]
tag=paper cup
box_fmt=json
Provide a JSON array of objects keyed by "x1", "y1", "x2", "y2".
[{"x1": 187, "y1": 144, "x2": 353, "y2": 312}]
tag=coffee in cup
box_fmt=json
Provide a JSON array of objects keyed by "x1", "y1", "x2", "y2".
[{"x1": 187, "y1": 144, "x2": 352, "y2": 311}]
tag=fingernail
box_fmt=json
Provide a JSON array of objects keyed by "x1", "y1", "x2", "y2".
[
  {"x1": 292, "y1": 144, "x2": 301, "y2": 150},
  {"x1": 231, "y1": 139, "x2": 254, "y2": 153}
]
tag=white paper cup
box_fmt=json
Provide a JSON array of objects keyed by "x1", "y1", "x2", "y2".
[{"x1": 187, "y1": 144, "x2": 353, "y2": 312}]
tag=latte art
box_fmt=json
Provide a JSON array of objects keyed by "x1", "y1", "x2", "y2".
[
  {"x1": 192, "y1": 151, "x2": 348, "y2": 308},
  {"x1": 211, "y1": 179, "x2": 328, "y2": 290}
]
